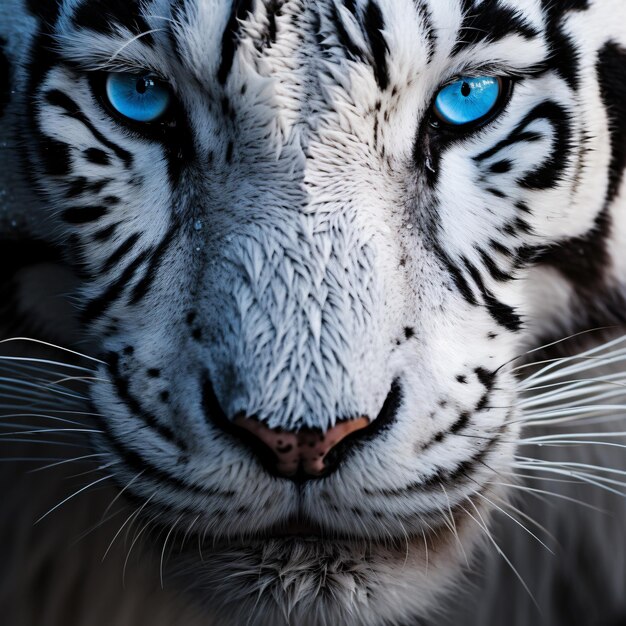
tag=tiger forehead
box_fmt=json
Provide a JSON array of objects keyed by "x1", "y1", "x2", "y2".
[
  {"x1": 62, "y1": 0, "x2": 549, "y2": 98},
  {"x1": 169, "y1": 0, "x2": 545, "y2": 87},
  {"x1": 170, "y1": 0, "x2": 431, "y2": 91}
]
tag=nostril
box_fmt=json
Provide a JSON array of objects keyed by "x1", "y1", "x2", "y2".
[
  {"x1": 233, "y1": 415, "x2": 371, "y2": 478},
  {"x1": 203, "y1": 375, "x2": 403, "y2": 480}
]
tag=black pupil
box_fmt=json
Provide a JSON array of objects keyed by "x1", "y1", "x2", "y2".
[
  {"x1": 135, "y1": 77, "x2": 153, "y2": 95},
  {"x1": 461, "y1": 82, "x2": 471, "y2": 97}
]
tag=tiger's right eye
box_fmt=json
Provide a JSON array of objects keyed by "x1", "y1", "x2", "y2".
[{"x1": 105, "y1": 73, "x2": 172, "y2": 123}]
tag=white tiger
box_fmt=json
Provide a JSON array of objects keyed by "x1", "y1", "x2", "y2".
[{"x1": 1, "y1": 0, "x2": 626, "y2": 625}]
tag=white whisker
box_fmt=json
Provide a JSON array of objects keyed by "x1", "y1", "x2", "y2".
[{"x1": 35, "y1": 474, "x2": 113, "y2": 524}]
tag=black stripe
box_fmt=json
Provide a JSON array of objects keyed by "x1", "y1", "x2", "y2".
[
  {"x1": 453, "y1": 0, "x2": 538, "y2": 55},
  {"x1": 414, "y1": 1, "x2": 436, "y2": 63},
  {"x1": 464, "y1": 258, "x2": 522, "y2": 331},
  {"x1": 81, "y1": 250, "x2": 150, "y2": 323},
  {"x1": 489, "y1": 239, "x2": 514, "y2": 258},
  {"x1": 541, "y1": 0, "x2": 589, "y2": 90},
  {"x1": 265, "y1": 0, "x2": 283, "y2": 47},
  {"x1": 518, "y1": 102, "x2": 572, "y2": 190},
  {"x1": 527, "y1": 44, "x2": 623, "y2": 295},
  {"x1": 96, "y1": 425, "x2": 230, "y2": 498},
  {"x1": 489, "y1": 159, "x2": 513, "y2": 174},
  {"x1": 44, "y1": 90, "x2": 133, "y2": 167},
  {"x1": 486, "y1": 187, "x2": 507, "y2": 199},
  {"x1": 72, "y1": 0, "x2": 154, "y2": 44},
  {"x1": 62, "y1": 205, "x2": 108, "y2": 224},
  {"x1": 475, "y1": 101, "x2": 567, "y2": 169},
  {"x1": 107, "y1": 353, "x2": 186, "y2": 450},
  {"x1": 39, "y1": 136, "x2": 71, "y2": 176},
  {"x1": 218, "y1": 0, "x2": 254, "y2": 85},
  {"x1": 26, "y1": 0, "x2": 62, "y2": 24},
  {"x1": 101, "y1": 233, "x2": 140, "y2": 273},
  {"x1": 364, "y1": 0, "x2": 389, "y2": 90},
  {"x1": 433, "y1": 244, "x2": 477, "y2": 306},
  {"x1": 367, "y1": 428, "x2": 503, "y2": 496},
  {"x1": 344, "y1": 0, "x2": 357, "y2": 15},
  {"x1": 483, "y1": 290, "x2": 523, "y2": 332},
  {"x1": 65, "y1": 177, "x2": 111, "y2": 198},
  {"x1": 93, "y1": 222, "x2": 119, "y2": 242},
  {"x1": 478, "y1": 248, "x2": 513, "y2": 282},
  {"x1": 331, "y1": 3, "x2": 363, "y2": 61},
  {"x1": 597, "y1": 42, "x2": 626, "y2": 207},
  {"x1": 83, "y1": 147, "x2": 111, "y2": 166},
  {"x1": 130, "y1": 225, "x2": 178, "y2": 304}
]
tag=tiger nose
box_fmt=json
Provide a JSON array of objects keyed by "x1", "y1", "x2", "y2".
[{"x1": 233, "y1": 416, "x2": 371, "y2": 479}]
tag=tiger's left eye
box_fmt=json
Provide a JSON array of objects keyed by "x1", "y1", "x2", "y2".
[
  {"x1": 105, "y1": 73, "x2": 172, "y2": 123},
  {"x1": 433, "y1": 76, "x2": 504, "y2": 128}
]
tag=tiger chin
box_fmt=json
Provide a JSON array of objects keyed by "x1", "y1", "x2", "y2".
[{"x1": 1, "y1": 0, "x2": 626, "y2": 625}]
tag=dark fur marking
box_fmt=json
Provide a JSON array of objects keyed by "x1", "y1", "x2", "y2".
[
  {"x1": 364, "y1": 0, "x2": 389, "y2": 90},
  {"x1": 84, "y1": 147, "x2": 111, "y2": 166},
  {"x1": 450, "y1": 412, "x2": 470, "y2": 434},
  {"x1": 72, "y1": 0, "x2": 154, "y2": 44},
  {"x1": 433, "y1": 244, "x2": 477, "y2": 306},
  {"x1": 39, "y1": 136, "x2": 71, "y2": 176},
  {"x1": 597, "y1": 43, "x2": 626, "y2": 207},
  {"x1": 486, "y1": 187, "x2": 507, "y2": 199},
  {"x1": 414, "y1": 1, "x2": 436, "y2": 63},
  {"x1": 129, "y1": 225, "x2": 178, "y2": 305},
  {"x1": 454, "y1": 0, "x2": 539, "y2": 55},
  {"x1": 331, "y1": 2, "x2": 363, "y2": 61},
  {"x1": 489, "y1": 159, "x2": 513, "y2": 174},
  {"x1": 97, "y1": 420, "x2": 231, "y2": 498},
  {"x1": 540, "y1": 0, "x2": 589, "y2": 90},
  {"x1": 107, "y1": 353, "x2": 186, "y2": 449},
  {"x1": 518, "y1": 103, "x2": 572, "y2": 190},
  {"x1": 25, "y1": 0, "x2": 62, "y2": 24},
  {"x1": 62, "y1": 205, "x2": 108, "y2": 225},
  {"x1": 218, "y1": 0, "x2": 254, "y2": 85},
  {"x1": 478, "y1": 248, "x2": 513, "y2": 282},
  {"x1": 93, "y1": 222, "x2": 119, "y2": 242},
  {"x1": 44, "y1": 90, "x2": 134, "y2": 167},
  {"x1": 530, "y1": 43, "x2": 625, "y2": 294},
  {"x1": 65, "y1": 177, "x2": 110, "y2": 198},
  {"x1": 101, "y1": 233, "x2": 140, "y2": 273},
  {"x1": 82, "y1": 251, "x2": 150, "y2": 324},
  {"x1": 464, "y1": 258, "x2": 522, "y2": 332}
]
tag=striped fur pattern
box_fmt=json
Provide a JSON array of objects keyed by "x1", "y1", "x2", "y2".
[{"x1": 1, "y1": 0, "x2": 626, "y2": 624}]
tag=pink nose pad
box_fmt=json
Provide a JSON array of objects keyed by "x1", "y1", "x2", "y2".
[{"x1": 233, "y1": 416, "x2": 371, "y2": 477}]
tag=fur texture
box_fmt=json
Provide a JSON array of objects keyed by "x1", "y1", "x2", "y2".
[{"x1": 1, "y1": 0, "x2": 626, "y2": 624}]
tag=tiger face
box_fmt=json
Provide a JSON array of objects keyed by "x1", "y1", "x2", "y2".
[{"x1": 14, "y1": 0, "x2": 626, "y2": 623}]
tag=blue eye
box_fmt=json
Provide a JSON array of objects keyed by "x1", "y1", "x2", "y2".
[
  {"x1": 433, "y1": 76, "x2": 503, "y2": 127},
  {"x1": 105, "y1": 73, "x2": 172, "y2": 123}
]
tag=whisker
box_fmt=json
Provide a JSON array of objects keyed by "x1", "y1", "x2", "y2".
[
  {"x1": 102, "y1": 492, "x2": 156, "y2": 562},
  {"x1": 0, "y1": 337, "x2": 104, "y2": 364},
  {"x1": 0, "y1": 356, "x2": 95, "y2": 373},
  {"x1": 463, "y1": 499, "x2": 541, "y2": 612},
  {"x1": 0, "y1": 428, "x2": 102, "y2": 438},
  {"x1": 160, "y1": 515, "x2": 183, "y2": 589},
  {"x1": 475, "y1": 491, "x2": 554, "y2": 554},
  {"x1": 29, "y1": 453, "x2": 108, "y2": 473},
  {"x1": 492, "y1": 481, "x2": 609, "y2": 514},
  {"x1": 0, "y1": 413, "x2": 87, "y2": 427},
  {"x1": 35, "y1": 474, "x2": 114, "y2": 524}
]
